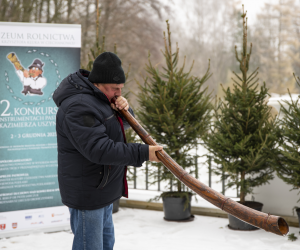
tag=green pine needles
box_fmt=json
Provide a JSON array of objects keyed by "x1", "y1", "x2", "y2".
[
  {"x1": 136, "y1": 20, "x2": 212, "y2": 193},
  {"x1": 288, "y1": 233, "x2": 298, "y2": 242},
  {"x1": 204, "y1": 6, "x2": 278, "y2": 204},
  {"x1": 273, "y1": 74, "x2": 300, "y2": 196}
]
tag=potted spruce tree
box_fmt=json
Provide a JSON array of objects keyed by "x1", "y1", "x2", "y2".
[
  {"x1": 203, "y1": 7, "x2": 279, "y2": 230},
  {"x1": 272, "y1": 74, "x2": 300, "y2": 228},
  {"x1": 136, "y1": 21, "x2": 212, "y2": 221}
]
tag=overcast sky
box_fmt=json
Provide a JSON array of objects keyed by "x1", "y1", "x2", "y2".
[
  {"x1": 240, "y1": 0, "x2": 277, "y2": 24},
  {"x1": 159, "y1": 0, "x2": 281, "y2": 41},
  {"x1": 166, "y1": 0, "x2": 278, "y2": 27}
]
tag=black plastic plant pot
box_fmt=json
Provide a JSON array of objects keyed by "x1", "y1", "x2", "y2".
[
  {"x1": 112, "y1": 199, "x2": 120, "y2": 213},
  {"x1": 296, "y1": 208, "x2": 300, "y2": 228},
  {"x1": 228, "y1": 201, "x2": 263, "y2": 230},
  {"x1": 162, "y1": 192, "x2": 192, "y2": 221}
]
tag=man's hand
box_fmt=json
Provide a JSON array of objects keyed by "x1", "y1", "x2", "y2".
[
  {"x1": 111, "y1": 96, "x2": 129, "y2": 111},
  {"x1": 23, "y1": 70, "x2": 29, "y2": 78},
  {"x1": 149, "y1": 145, "x2": 163, "y2": 162}
]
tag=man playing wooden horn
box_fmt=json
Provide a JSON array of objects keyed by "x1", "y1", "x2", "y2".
[{"x1": 53, "y1": 52, "x2": 162, "y2": 250}]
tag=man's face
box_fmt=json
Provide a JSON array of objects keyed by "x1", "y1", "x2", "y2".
[
  {"x1": 96, "y1": 83, "x2": 124, "y2": 101},
  {"x1": 29, "y1": 67, "x2": 42, "y2": 78}
]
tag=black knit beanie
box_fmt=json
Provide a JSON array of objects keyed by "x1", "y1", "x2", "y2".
[{"x1": 88, "y1": 52, "x2": 126, "y2": 84}]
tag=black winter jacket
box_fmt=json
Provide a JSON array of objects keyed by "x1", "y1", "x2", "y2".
[{"x1": 53, "y1": 69, "x2": 149, "y2": 210}]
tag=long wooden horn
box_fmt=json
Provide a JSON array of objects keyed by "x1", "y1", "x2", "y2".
[{"x1": 112, "y1": 97, "x2": 289, "y2": 236}]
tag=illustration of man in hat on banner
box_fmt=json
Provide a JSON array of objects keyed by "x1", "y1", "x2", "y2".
[{"x1": 7, "y1": 53, "x2": 47, "y2": 96}]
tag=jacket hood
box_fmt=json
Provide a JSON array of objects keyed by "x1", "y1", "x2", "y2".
[{"x1": 53, "y1": 69, "x2": 110, "y2": 107}]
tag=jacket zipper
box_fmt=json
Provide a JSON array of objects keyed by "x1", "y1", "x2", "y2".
[
  {"x1": 97, "y1": 166, "x2": 107, "y2": 189},
  {"x1": 105, "y1": 114, "x2": 114, "y2": 121},
  {"x1": 102, "y1": 168, "x2": 110, "y2": 188}
]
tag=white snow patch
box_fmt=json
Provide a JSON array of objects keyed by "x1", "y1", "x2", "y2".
[{"x1": 0, "y1": 208, "x2": 299, "y2": 250}]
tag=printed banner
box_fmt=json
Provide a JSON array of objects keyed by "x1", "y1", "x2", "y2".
[
  {"x1": 0, "y1": 22, "x2": 80, "y2": 235},
  {"x1": 0, "y1": 206, "x2": 70, "y2": 237}
]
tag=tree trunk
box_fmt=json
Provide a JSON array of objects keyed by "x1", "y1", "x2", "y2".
[
  {"x1": 53, "y1": 0, "x2": 59, "y2": 23},
  {"x1": 175, "y1": 149, "x2": 182, "y2": 192},
  {"x1": 38, "y1": 0, "x2": 44, "y2": 23},
  {"x1": 22, "y1": 0, "x2": 34, "y2": 22},
  {"x1": 67, "y1": 0, "x2": 73, "y2": 23},
  {"x1": 240, "y1": 171, "x2": 245, "y2": 204},
  {"x1": 81, "y1": 0, "x2": 90, "y2": 66},
  {"x1": 0, "y1": 0, "x2": 8, "y2": 21},
  {"x1": 10, "y1": 0, "x2": 22, "y2": 22},
  {"x1": 177, "y1": 179, "x2": 182, "y2": 192},
  {"x1": 46, "y1": 0, "x2": 50, "y2": 22}
]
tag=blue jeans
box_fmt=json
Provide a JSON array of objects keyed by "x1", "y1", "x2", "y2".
[{"x1": 69, "y1": 204, "x2": 115, "y2": 250}]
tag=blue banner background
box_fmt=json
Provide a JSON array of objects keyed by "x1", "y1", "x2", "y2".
[{"x1": 0, "y1": 46, "x2": 80, "y2": 212}]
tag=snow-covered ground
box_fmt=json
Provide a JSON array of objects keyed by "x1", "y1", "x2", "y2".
[{"x1": 0, "y1": 207, "x2": 299, "y2": 250}]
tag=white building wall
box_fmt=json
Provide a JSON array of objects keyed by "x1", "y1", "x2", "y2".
[{"x1": 247, "y1": 174, "x2": 299, "y2": 216}]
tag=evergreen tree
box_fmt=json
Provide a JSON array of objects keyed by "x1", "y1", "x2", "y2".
[
  {"x1": 273, "y1": 74, "x2": 300, "y2": 197},
  {"x1": 136, "y1": 20, "x2": 212, "y2": 194},
  {"x1": 203, "y1": 6, "x2": 278, "y2": 204}
]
